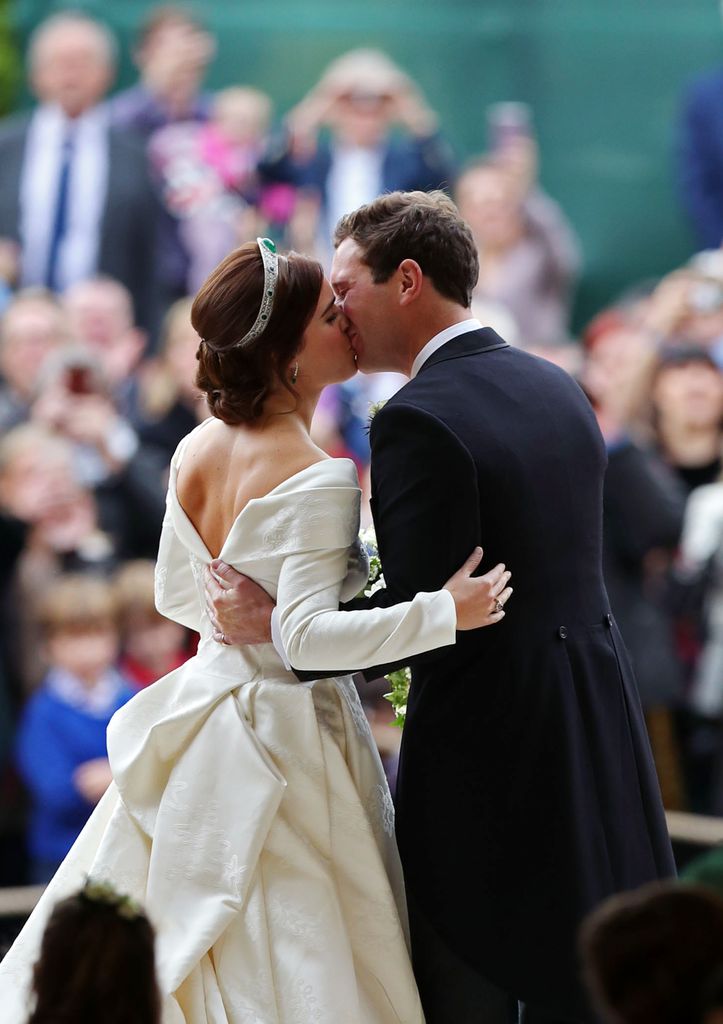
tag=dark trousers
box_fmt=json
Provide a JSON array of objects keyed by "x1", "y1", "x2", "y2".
[{"x1": 407, "y1": 892, "x2": 578, "y2": 1024}]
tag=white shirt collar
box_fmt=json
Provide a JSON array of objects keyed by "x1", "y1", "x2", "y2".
[
  {"x1": 46, "y1": 666, "x2": 126, "y2": 717},
  {"x1": 410, "y1": 318, "x2": 484, "y2": 379}
]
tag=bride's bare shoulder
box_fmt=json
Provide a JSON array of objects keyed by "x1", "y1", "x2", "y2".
[{"x1": 176, "y1": 419, "x2": 331, "y2": 516}]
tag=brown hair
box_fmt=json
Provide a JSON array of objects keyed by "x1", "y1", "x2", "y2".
[
  {"x1": 36, "y1": 574, "x2": 119, "y2": 637},
  {"x1": 333, "y1": 190, "x2": 479, "y2": 308},
  {"x1": 135, "y1": 5, "x2": 203, "y2": 52},
  {"x1": 114, "y1": 560, "x2": 162, "y2": 626},
  {"x1": 29, "y1": 885, "x2": 160, "y2": 1024},
  {"x1": 579, "y1": 882, "x2": 723, "y2": 1024},
  {"x1": 192, "y1": 243, "x2": 324, "y2": 424}
]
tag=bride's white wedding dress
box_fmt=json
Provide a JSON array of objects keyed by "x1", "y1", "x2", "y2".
[{"x1": 0, "y1": 423, "x2": 458, "y2": 1023}]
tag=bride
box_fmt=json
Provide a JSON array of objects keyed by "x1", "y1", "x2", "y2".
[{"x1": 0, "y1": 239, "x2": 511, "y2": 1023}]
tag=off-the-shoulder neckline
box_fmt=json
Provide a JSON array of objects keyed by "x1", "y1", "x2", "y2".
[{"x1": 171, "y1": 450, "x2": 360, "y2": 561}]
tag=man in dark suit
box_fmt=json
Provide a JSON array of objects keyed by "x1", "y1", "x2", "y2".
[
  {"x1": 207, "y1": 191, "x2": 675, "y2": 1022},
  {"x1": 0, "y1": 12, "x2": 160, "y2": 333}
]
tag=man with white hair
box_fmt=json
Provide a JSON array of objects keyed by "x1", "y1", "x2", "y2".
[{"x1": 0, "y1": 12, "x2": 161, "y2": 331}]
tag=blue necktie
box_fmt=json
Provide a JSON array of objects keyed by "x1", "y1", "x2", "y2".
[{"x1": 45, "y1": 128, "x2": 74, "y2": 291}]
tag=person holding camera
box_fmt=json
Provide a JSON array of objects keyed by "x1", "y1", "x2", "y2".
[
  {"x1": 30, "y1": 348, "x2": 166, "y2": 560},
  {"x1": 259, "y1": 49, "x2": 455, "y2": 265}
]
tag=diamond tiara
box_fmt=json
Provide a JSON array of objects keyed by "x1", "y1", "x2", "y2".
[{"x1": 237, "y1": 237, "x2": 279, "y2": 346}]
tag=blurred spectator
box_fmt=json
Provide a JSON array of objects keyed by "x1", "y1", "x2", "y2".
[
  {"x1": 0, "y1": 288, "x2": 70, "y2": 431},
  {"x1": 0, "y1": 238, "x2": 19, "y2": 315},
  {"x1": 0, "y1": 424, "x2": 118, "y2": 692},
  {"x1": 15, "y1": 574, "x2": 134, "y2": 882},
  {"x1": 0, "y1": 12, "x2": 161, "y2": 331},
  {"x1": 150, "y1": 86, "x2": 292, "y2": 291},
  {"x1": 678, "y1": 62, "x2": 723, "y2": 250},
  {"x1": 311, "y1": 382, "x2": 370, "y2": 469},
  {"x1": 582, "y1": 327, "x2": 687, "y2": 806},
  {"x1": 0, "y1": 424, "x2": 116, "y2": 580},
  {"x1": 311, "y1": 371, "x2": 407, "y2": 475},
  {"x1": 260, "y1": 49, "x2": 454, "y2": 263},
  {"x1": 676, "y1": 468, "x2": 723, "y2": 819},
  {"x1": 112, "y1": 6, "x2": 216, "y2": 306},
  {"x1": 678, "y1": 473, "x2": 723, "y2": 721},
  {"x1": 29, "y1": 879, "x2": 160, "y2": 1024},
  {"x1": 136, "y1": 297, "x2": 206, "y2": 467},
  {"x1": 582, "y1": 305, "x2": 660, "y2": 428},
  {"x1": 111, "y1": 5, "x2": 214, "y2": 140},
  {"x1": 31, "y1": 347, "x2": 166, "y2": 559},
  {"x1": 0, "y1": 452, "x2": 32, "y2": 883},
  {"x1": 454, "y1": 140, "x2": 581, "y2": 347},
  {"x1": 642, "y1": 257, "x2": 723, "y2": 368},
  {"x1": 651, "y1": 347, "x2": 723, "y2": 494},
  {"x1": 585, "y1": 365, "x2": 686, "y2": 701},
  {"x1": 580, "y1": 882, "x2": 723, "y2": 1024},
  {"x1": 62, "y1": 276, "x2": 147, "y2": 419},
  {"x1": 115, "y1": 559, "x2": 190, "y2": 688}
]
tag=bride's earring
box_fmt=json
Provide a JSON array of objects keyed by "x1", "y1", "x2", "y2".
[{"x1": 291, "y1": 362, "x2": 299, "y2": 385}]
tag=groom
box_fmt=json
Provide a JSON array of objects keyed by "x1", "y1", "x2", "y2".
[{"x1": 205, "y1": 191, "x2": 675, "y2": 1022}]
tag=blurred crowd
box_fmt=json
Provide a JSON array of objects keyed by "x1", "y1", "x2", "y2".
[{"x1": 0, "y1": 3, "x2": 721, "y2": 886}]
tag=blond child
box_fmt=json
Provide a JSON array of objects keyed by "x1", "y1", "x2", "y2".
[
  {"x1": 15, "y1": 574, "x2": 134, "y2": 882},
  {"x1": 115, "y1": 559, "x2": 191, "y2": 687}
]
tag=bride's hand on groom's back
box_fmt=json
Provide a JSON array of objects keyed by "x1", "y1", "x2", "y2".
[
  {"x1": 444, "y1": 548, "x2": 512, "y2": 630},
  {"x1": 204, "y1": 560, "x2": 275, "y2": 646}
]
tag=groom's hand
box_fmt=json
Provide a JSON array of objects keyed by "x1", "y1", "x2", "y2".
[{"x1": 203, "y1": 559, "x2": 274, "y2": 646}]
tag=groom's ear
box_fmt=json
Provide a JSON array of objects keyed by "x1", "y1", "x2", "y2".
[{"x1": 397, "y1": 259, "x2": 423, "y2": 306}]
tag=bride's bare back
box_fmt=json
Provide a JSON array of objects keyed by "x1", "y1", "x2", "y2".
[{"x1": 176, "y1": 418, "x2": 330, "y2": 559}]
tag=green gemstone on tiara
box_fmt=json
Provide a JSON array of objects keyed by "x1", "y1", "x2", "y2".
[{"x1": 237, "y1": 237, "x2": 279, "y2": 346}]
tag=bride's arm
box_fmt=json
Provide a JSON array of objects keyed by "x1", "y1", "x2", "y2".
[
  {"x1": 275, "y1": 544, "x2": 458, "y2": 672},
  {"x1": 276, "y1": 537, "x2": 507, "y2": 674},
  {"x1": 154, "y1": 507, "x2": 202, "y2": 632}
]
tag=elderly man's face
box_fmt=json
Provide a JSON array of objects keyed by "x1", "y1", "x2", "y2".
[
  {"x1": 0, "y1": 301, "x2": 67, "y2": 398},
  {"x1": 31, "y1": 23, "x2": 113, "y2": 117}
]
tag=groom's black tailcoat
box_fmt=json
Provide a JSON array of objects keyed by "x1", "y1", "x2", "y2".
[{"x1": 364, "y1": 329, "x2": 675, "y2": 1020}]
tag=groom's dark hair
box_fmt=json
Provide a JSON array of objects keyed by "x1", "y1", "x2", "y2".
[{"x1": 333, "y1": 190, "x2": 479, "y2": 307}]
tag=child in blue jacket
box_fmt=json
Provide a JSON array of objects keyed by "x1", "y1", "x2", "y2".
[{"x1": 16, "y1": 574, "x2": 135, "y2": 882}]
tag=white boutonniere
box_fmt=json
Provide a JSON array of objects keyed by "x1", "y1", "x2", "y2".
[{"x1": 366, "y1": 399, "x2": 387, "y2": 433}]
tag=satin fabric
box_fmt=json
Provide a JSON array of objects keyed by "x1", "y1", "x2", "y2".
[{"x1": 0, "y1": 426, "x2": 458, "y2": 1022}]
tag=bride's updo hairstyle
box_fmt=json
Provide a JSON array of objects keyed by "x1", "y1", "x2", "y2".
[{"x1": 192, "y1": 242, "x2": 324, "y2": 424}]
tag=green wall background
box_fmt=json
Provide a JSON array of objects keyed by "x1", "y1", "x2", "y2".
[{"x1": 7, "y1": 0, "x2": 723, "y2": 327}]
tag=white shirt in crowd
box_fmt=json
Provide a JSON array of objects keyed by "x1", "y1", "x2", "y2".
[
  {"x1": 20, "y1": 102, "x2": 109, "y2": 292},
  {"x1": 325, "y1": 143, "x2": 384, "y2": 236}
]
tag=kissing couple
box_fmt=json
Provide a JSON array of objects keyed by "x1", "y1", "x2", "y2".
[{"x1": 0, "y1": 191, "x2": 673, "y2": 1024}]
